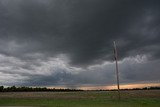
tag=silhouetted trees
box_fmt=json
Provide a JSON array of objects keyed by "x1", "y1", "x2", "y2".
[
  {"x1": 0, "y1": 86, "x2": 159, "y2": 92},
  {"x1": 0, "y1": 86, "x2": 4, "y2": 91},
  {"x1": 119, "y1": 86, "x2": 160, "y2": 91},
  {"x1": 0, "y1": 86, "x2": 83, "y2": 92}
]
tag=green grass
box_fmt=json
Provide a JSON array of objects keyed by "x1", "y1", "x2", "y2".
[
  {"x1": 0, "y1": 98, "x2": 160, "y2": 107},
  {"x1": 0, "y1": 90, "x2": 160, "y2": 107}
]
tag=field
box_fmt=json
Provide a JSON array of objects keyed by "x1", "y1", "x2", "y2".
[{"x1": 0, "y1": 90, "x2": 160, "y2": 107}]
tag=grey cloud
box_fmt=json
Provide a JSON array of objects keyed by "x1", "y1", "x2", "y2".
[
  {"x1": 120, "y1": 57, "x2": 160, "y2": 83},
  {"x1": 0, "y1": 0, "x2": 160, "y2": 66},
  {"x1": 0, "y1": 0, "x2": 160, "y2": 87},
  {"x1": 18, "y1": 55, "x2": 160, "y2": 88},
  {"x1": 0, "y1": 53, "x2": 159, "y2": 87}
]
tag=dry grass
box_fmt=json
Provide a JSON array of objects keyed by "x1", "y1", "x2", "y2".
[{"x1": 0, "y1": 90, "x2": 159, "y2": 99}]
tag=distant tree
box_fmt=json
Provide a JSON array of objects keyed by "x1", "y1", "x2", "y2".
[
  {"x1": 8, "y1": 86, "x2": 16, "y2": 92},
  {"x1": 0, "y1": 86, "x2": 4, "y2": 92}
]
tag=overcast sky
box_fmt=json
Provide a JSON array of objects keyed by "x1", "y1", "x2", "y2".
[{"x1": 0, "y1": 0, "x2": 160, "y2": 88}]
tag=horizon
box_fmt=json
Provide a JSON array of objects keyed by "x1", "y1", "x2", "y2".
[{"x1": 2, "y1": 83, "x2": 160, "y2": 90}]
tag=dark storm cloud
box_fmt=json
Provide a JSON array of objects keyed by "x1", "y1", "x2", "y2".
[
  {"x1": 0, "y1": 0, "x2": 160, "y2": 87},
  {"x1": 0, "y1": 0, "x2": 160, "y2": 66}
]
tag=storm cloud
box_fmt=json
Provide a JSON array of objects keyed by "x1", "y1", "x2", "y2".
[{"x1": 0, "y1": 0, "x2": 160, "y2": 88}]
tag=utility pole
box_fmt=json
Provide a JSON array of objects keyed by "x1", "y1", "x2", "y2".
[{"x1": 113, "y1": 41, "x2": 121, "y2": 100}]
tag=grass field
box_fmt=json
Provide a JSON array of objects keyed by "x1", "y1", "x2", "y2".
[{"x1": 0, "y1": 90, "x2": 160, "y2": 107}]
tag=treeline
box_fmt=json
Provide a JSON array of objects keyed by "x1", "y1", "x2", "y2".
[
  {"x1": 107, "y1": 86, "x2": 160, "y2": 91},
  {"x1": 0, "y1": 86, "x2": 159, "y2": 92},
  {"x1": 0, "y1": 86, "x2": 83, "y2": 92},
  {"x1": 89, "y1": 87, "x2": 160, "y2": 91},
  {"x1": 126, "y1": 86, "x2": 160, "y2": 90}
]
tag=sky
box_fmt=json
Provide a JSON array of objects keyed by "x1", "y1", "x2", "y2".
[{"x1": 0, "y1": 0, "x2": 160, "y2": 89}]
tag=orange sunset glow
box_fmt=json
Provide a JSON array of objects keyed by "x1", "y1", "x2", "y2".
[{"x1": 78, "y1": 83, "x2": 160, "y2": 90}]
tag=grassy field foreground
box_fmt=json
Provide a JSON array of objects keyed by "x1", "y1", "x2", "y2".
[{"x1": 0, "y1": 90, "x2": 160, "y2": 107}]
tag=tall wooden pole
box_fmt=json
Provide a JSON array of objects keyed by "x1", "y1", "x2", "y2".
[{"x1": 113, "y1": 41, "x2": 121, "y2": 100}]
